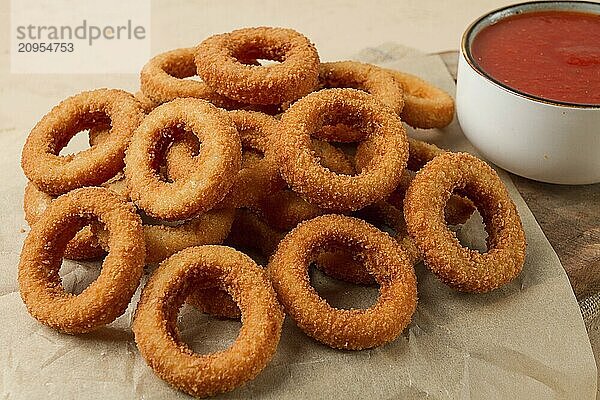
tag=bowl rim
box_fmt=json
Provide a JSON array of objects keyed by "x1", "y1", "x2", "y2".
[{"x1": 461, "y1": 0, "x2": 600, "y2": 110}]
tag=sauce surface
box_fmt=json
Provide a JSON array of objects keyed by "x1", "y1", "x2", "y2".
[{"x1": 471, "y1": 10, "x2": 600, "y2": 105}]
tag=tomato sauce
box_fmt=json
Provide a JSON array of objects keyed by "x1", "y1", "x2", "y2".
[{"x1": 471, "y1": 10, "x2": 600, "y2": 105}]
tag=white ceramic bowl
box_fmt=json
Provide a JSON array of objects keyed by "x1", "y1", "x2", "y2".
[{"x1": 456, "y1": 1, "x2": 600, "y2": 185}]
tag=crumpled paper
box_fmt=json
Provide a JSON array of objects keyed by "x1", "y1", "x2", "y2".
[{"x1": 0, "y1": 45, "x2": 596, "y2": 399}]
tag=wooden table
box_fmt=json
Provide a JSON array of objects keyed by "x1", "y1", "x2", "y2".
[{"x1": 439, "y1": 51, "x2": 600, "y2": 301}]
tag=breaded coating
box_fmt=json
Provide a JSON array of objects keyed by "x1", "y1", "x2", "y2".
[
  {"x1": 404, "y1": 152, "x2": 526, "y2": 292},
  {"x1": 18, "y1": 188, "x2": 145, "y2": 333},
  {"x1": 277, "y1": 88, "x2": 409, "y2": 212},
  {"x1": 268, "y1": 215, "x2": 417, "y2": 350},
  {"x1": 133, "y1": 246, "x2": 284, "y2": 397},
  {"x1": 125, "y1": 98, "x2": 242, "y2": 221},
  {"x1": 21, "y1": 89, "x2": 144, "y2": 195},
  {"x1": 195, "y1": 27, "x2": 320, "y2": 105}
]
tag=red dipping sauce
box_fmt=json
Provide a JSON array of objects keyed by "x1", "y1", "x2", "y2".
[{"x1": 471, "y1": 10, "x2": 600, "y2": 105}]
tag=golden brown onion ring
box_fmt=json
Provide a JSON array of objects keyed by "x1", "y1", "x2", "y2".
[
  {"x1": 125, "y1": 98, "x2": 242, "y2": 221},
  {"x1": 394, "y1": 138, "x2": 475, "y2": 225},
  {"x1": 277, "y1": 88, "x2": 408, "y2": 212},
  {"x1": 195, "y1": 27, "x2": 320, "y2": 105},
  {"x1": 383, "y1": 68, "x2": 455, "y2": 129},
  {"x1": 23, "y1": 182, "x2": 104, "y2": 260},
  {"x1": 133, "y1": 245, "x2": 284, "y2": 397},
  {"x1": 141, "y1": 209, "x2": 235, "y2": 264},
  {"x1": 318, "y1": 61, "x2": 404, "y2": 114},
  {"x1": 22, "y1": 89, "x2": 144, "y2": 195},
  {"x1": 404, "y1": 152, "x2": 526, "y2": 292},
  {"x1": 186, "y1": 286, "x2": 241, "y2": 320},
  {"x1": 268, "y1": 214, "x2": 417, "y2": 350},
  {"x1": 18, "y1": 187, "x2": 145, "y2": 334}
]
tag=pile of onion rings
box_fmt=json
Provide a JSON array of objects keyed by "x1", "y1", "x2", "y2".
[{"x1": 17, "y1": 26, "x2": 527, "y2": 398}]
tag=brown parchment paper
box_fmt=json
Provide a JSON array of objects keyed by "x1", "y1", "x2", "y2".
[{"x1": 0, "y1": 46, "x2": 596, "y2": 399}]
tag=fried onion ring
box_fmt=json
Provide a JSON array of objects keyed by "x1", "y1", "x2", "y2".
[
  {"x1": 383, "y1": 68, "x2": 455, "y2": 129},
  {"x1": 407, "y1": 137, "x2": 449, "y2": 169},
  {"x1": 95, "y1": 207, "x2": 236, "y2": 264},
  {"x1": 404, "y1": 152, "x2": 526, "y2": 293},
  {"x1": 133, "y1": 245, "x2": 284, "y2": 397},
  {"x1": 18, "y1": 187, "x2": 145, "y2": 334},
  {"x1": 388, "y1": 170, "x2": 475, "y2": 226},
  {"x1": 255, "y1": 190, "x2": 324, "y2": 232},
  {"x1": 278, "y1": 88, "x2": 408, "y2": 212},
  {"x1": 313, "y1": 250, "x2": 375, "y2": 285},
  {"x1": 166, "y1": 110, "x2": 282, "y2": 209},
  {"x1": 125, "y1": 98, "x2": 242, "y2": 221},
  {"x1": 23, "y1": 172, "x2": 133, "y2": 260},
  {"x1": 393, "y1": 138, "x2": 475, "y2": 225},
  {"x1": 186, "y1": 286, "x2": 241, "y2": 320},
  {"x1": 195, "y1": 27, "x2": 320, "y2": 105},
  {"x1": 22, "y1": 89, "x2": 144, "y2": 195},
  {"x1": 23, "y1": 182, "x2": 104, "y2": 260},
  {"x1": 268, "y1": 214, "x2": 417, "y2": 350}
]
